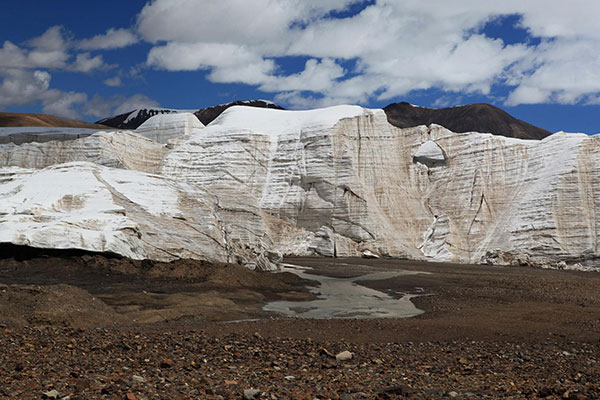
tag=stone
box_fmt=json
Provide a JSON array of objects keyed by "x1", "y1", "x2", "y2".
[
  {"x1": 336, "y1": 351, "x2": 354, "y2": 361},
  {"x1": 160, "y1": 359, "x2": 173, "y2": 368},
  {"x1": 243, "y1": 388, "x2": 261, "y2": 399},
  {"x1": 132, "y1": 375, "x2": 146, "y2": 383},
  {"x1": 361, "y1": 250, "x2": 380, "y2": 259},
  {"x1": 42, "y1": 390, "x2": 60, "y2": 399}
]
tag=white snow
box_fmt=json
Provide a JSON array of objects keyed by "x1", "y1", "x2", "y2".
[
  {"x1": 121, "y1": 108, "x2": 191, "y2": 125},
  {"x1": 99, "y1": 167, "x2": 187, "y2": 217},
  {"x1": 206, "y1": 105, "x2": 375, "y2": 137},
  {"x1": 136, "y1": 113, "x2": 204, "y2": 144},
  {"x1": 0, "y1": 162, "x2": 142, "y2": 257},
  {"x1": 414, "y1": 140, "x2": 445, "y2": 162}
]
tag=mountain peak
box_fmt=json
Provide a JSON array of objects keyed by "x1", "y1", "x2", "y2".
[{"x1": 383, "y1": 102, "x2": 551, "y2": 140}]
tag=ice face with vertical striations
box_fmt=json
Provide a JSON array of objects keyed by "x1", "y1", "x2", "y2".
[
  {"x1": 1, "y1": 104, "x2": 600, "y2": 270},
  {"x1": 135, "y1": 112, "x2": 204, "y2": 144}
]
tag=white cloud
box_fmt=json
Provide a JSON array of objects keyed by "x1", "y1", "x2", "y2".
[
  {"x1": 147, "y1": 42, "x2": 274, "y2": 74},
  {"x1": 41, "y1": 90, "x2": 88, "y2": 119},
  {"x1": 0, "y1": 69, "x2": 51, "y2": 108},
  {"x1": 78, "y1": 28, "x2": 138, "y2": 50},
  {"x1": 137, "y1": 0, "x2": 600, "y2": 108},
  {"x1": 103, "y1": 76, "x2": 122, "y2": 87},
  {"x1": 113, "y1": 94, "x2": 160, "y2": 116},
  {"x1": 258, "y1": 58, "x2": 345, "y2": 92},
  {"x1": 70, "y1": 53, "x2": 110, "y2": 73},
  {"x1": 26, "y1": 25, "x2": 69, "y2": 51},
  {"x1": 0, "y1": 25, "x2": 121, "y2": 113},
  {"x1": 0, "y1": 37, "x2": 69, "y2": 70},
  {"x1": 83, "y1": 93, "x2": 159, "y2": 118},
  {"x1": 137, "y1": 0, "x2": 359, "y2": 48}
]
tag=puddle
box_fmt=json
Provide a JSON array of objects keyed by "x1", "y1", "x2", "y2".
[{"x1": 263, "y1": 263, "x2": 426, "y2": 319}]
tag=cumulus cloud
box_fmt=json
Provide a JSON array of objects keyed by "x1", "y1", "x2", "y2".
[
  {"x1": 113, "y1": 94, "x2": 160, "y2": 115},
  {"x1": 0, "y1": 68, "x2": 88, "y2": 119},
  {"x1": 137, "y1": 0, "x2": 600, "y2": 108},
  {"x1": 70, "y1": 53, "x2": 111, "y2": 73},
  {"x1": 103, "y1": 76, "x2": 122, "y2": 87},
  {"x1": 0, "y1": 25, "x2": 126, "y2": 114},
  {"x1": 78, "y1": 28, "x2": 138, "y2": 50},
  {"x1": 83, "y1": 93, "x2": 161, "y2": 118},
  {"x1": 41, "y1": 90, "x2": 88, "y2": 119},
  {"x1": 0, "y1": 69, "x2": 52, "y2": 108}
]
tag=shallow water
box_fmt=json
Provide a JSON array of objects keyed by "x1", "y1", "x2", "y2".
[{"x1": 263, "y1": 263, "x2": 426, "y2": 319}]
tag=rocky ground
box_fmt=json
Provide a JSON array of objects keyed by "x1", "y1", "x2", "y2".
[{"x1": 1, "y1": 253, "x2": 599, "y2": 399}]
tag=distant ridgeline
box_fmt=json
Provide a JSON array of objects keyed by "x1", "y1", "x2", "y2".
[
  {"x1": 95, "y1": 100, "x2": 551, "y2": 140},
  {"x1": 96, "y1": 100, "x2": 284, "y2": 130}
]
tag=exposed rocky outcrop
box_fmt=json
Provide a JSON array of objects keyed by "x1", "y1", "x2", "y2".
[{"x1": 383, "y1": 102, "x2": 551, "y2": 140}]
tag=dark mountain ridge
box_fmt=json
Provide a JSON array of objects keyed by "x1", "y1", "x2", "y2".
[
  {"x1": 94, "y1": 100, "x2": 551, "y2": 140},
  {"x1": 95, "y1": 108, "x2": 179, "y2": 130},
  {"x1": 383, "y1": 102, "x2": 551, "y2": 140}
]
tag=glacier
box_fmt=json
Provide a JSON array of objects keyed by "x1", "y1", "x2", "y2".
[{"x1": 1, "y1": 106, "x2": 599, "y2": 270}]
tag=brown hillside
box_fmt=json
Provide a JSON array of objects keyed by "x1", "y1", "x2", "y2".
[{"x1": 0, "y1": 112, "x2": 109, "y2": 129}]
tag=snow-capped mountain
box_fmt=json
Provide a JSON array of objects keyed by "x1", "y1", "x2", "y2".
[
  {"x1": 97, "y1": 100, "x2": 284, "y2": 130},
  {"x1": 96, "y1": 108, "x2": 183, "y2": 130},
  {"x1": 2, "y1": 103, "x2": 599, "y2": 270}
]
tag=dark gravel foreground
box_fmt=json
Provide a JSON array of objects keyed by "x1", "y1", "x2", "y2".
[{"x1": 1, "y1": 254, "x2": 600, "y2": 399}]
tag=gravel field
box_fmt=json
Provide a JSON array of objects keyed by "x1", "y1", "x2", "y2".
[{"x1": 1, "y1": 253, "x2": 599, "y2": 399}]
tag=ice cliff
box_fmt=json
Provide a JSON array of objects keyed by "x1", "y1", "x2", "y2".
[{"x1": 1, "y1": 107, "x2": 599, "y2": 270}]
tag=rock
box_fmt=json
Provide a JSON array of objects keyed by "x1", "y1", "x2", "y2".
[
  {"x1": 336, "y1": 351, "x2": 354, "y2": 362},
  {"x1": 284, "y1": 375, "x2": 295, "y2": 381},
  {"x1": 125, "y1": 393, "x2": 137, "y2": 400},
  {"x1": 243, "y1": 388, "x2": 261, "y2": 399},
  {"x1": 447, "y1": 391, "x2": 459, "y2": 398},
  {"x1": 132, "y1": 375, "x2": 146, "y2": 383},
  {"x1": 361, "y1": 250, "x2": 380, "y2": 259},
  {"x1": 42, "y1": 390, "x2": 60, "y2": 399},
  {"x1": 159, "y1": 358, "x2": 173, "y2": 368},
  {"x1": 377, "y1": 385, "x2": 417, "y2": 395}
]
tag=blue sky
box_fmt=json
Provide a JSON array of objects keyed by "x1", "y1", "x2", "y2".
[{"x1": 1, "y1": 0, "x2": 599, "y2": 134}]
